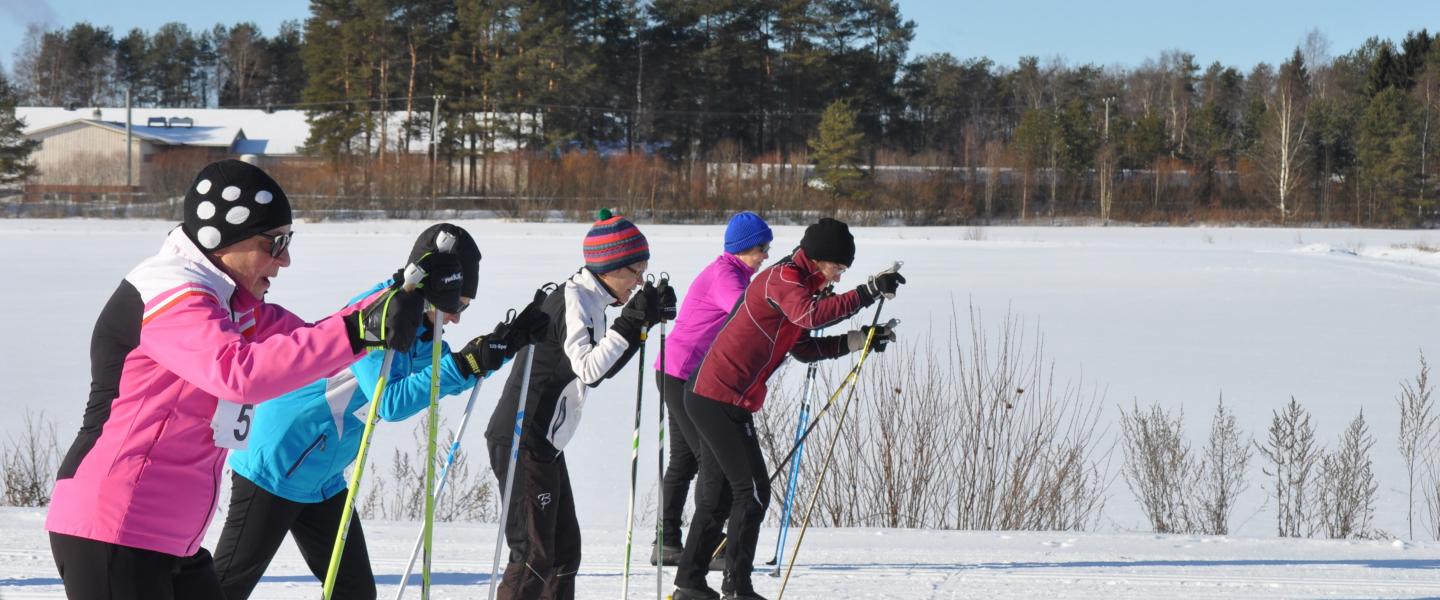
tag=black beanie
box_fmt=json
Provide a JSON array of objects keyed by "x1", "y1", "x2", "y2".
[
  {"x1": 800, "y1": 218, "x2": 856, "y2": 267},
  {"x1": 409, "y1": 223, "x2": 482, "y2": 299},
  {"x1": 182, "y1": 159, "x2": 292, "y2": 252}
]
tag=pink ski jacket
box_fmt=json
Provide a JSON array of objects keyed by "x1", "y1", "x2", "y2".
[
  {"x1": 654, "y1": 253, "x2": 756, "y2": 381},
  {"x1": 46, "y1": 227, "x2": 368, "y2": 557}
]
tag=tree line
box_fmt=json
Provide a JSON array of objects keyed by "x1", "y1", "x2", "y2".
[{"x1": 4, "y1": 5, "x2": 1439, "y2": 226}]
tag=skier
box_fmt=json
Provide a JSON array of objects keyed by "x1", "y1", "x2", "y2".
[
  {"x1": 672, "y1": 218, "x2": 904, "y2": 600},
  {"x1": 211, "y1": 223, "x2": 549, "y2": 600},
  {"x1": 45, "y1": 159, "x2": 460, "y2": 599},
  {"x1": 483, "y1": 210, "x2": 675, "y2": 600},
  {"x1": 651, "y1": 211, "x2": 774, "y2": 567}
]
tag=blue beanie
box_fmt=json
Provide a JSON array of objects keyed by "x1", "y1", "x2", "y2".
[{"x1": 723, "y1": 211, "x2": 773, "y2": 254}]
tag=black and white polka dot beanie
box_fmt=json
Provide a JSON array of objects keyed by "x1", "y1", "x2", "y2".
[{"x1": 181, "y1": 159, "x2": 292, "y2": 252}]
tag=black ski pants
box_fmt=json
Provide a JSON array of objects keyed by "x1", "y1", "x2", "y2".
[
  {"x1": 674, "y1": 387, "x2": 769, "y2": 594},
  {"x1": 488, "y1": 443, "x2": 580, "y2": 600},
  {"x1": 659, "y1": 371, "x2": 705, "y2": 545},
  {"x1": 211, "y1": 472, "x2": 375, "y2": 600},
  {"x1": 50, "y1": 532, "x2": 225, "y2": 600}
]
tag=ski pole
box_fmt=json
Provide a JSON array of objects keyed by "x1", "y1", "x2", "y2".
[
  {"x1": 622, "y1": 275, "x2": 656, "y2": 600},
  {"x1": 767, "y1": 358, "x2": 819, "y2": 575},
  {"x1": 777, "y1": 298, "x2": 888, "y2": 600},
  {"x1": 392, "y1": 378, "x2": 485, "y2": 600},
  {"x1": 710, "y1": 315, "x2": 898, "y2": 563},
  {"x1": 421, "y1": 307, "x2": 443, "y2": 600},
  {"x1": 656, "y1": 273, "x2": 670, "y2": 600},
  {"x1": 488, "y1": 343, "x2": 537, "y2": 600},
  {"x1": 322, "y1": 263, "x2": 427, "y2": 600}
]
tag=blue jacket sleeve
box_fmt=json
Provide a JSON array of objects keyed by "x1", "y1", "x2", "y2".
[{"x1": 351, "y1": 339, "x2": 480, "y2": 422}]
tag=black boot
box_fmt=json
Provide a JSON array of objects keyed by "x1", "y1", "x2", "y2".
[
  {"x1": 722, "y1": 587, "x2": 769, "y2": 600},
  {"x1": 651, "y1": 538, "x2": 683, "y2": 567},
  {"x1": 671, "y1": 584, "x2": 721, "y2": 600}
]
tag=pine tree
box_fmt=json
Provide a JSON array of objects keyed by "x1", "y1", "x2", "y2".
[
  {"x1": 809, "y1": 99, "x2": 865, "y2": 199},
  {"x1": 1357, "y1": 87, "x2": 1421, "y2": 222},
  {"x1": 0, "y1": 69, "x2": 40, "y2": 184}
]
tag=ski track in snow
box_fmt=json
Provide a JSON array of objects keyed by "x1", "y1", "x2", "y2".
[{"x1": 3, "y1": 508, "x2": 1440, "y2": 598}]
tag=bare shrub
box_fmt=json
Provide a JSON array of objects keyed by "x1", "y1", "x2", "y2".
[
  {"x1": 760, "y1": 304, "x2": 1107, "y2": 532},
  {"x1": 1259, "y1": 397, "x2": 1321, "y2": 537},
  {"x1": 1, "y1": 409, "x2": 61, "y2": 507},
  {"x1": 1398, "y1": 352, "x2": 1436, "y2": 539},
  {"x1": 358, "y1": 416, "x2": 496, "y2": 522},
  {"x1": 1119, "y1": 400, "x2": 1193, "y2": 533},
  {"x1": 1316, "y1": 411, "x2": 1379, "y2": 539},
  {"x1": 1193, "y1": 395, "x2": 1252, "y2": 535}
]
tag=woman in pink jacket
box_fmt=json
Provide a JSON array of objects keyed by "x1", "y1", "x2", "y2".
[
  {"x1": 651, "y1": 212, "x2": 772, "y2": 567},
  {"x1": 44, "y1": 159, "x2": 458, "y2": 600}
]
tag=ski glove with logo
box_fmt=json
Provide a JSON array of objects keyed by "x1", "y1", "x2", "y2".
[
  {"x1": 454, "y1": 326, "x2": 512, "y2": 377},
  {"x1": 403, "y1": 252, "x2": 465, "y2": 314},
  {"x1": 856, "y1": 263, "x2": 906, "y2": 305},
  {"x1": 656, "y1": 278, "x2": 679, "y2": 322},
  {"x1": 845, "y1": 323, "x2": 897, "y2": 353},
  {"x1": 345, "y1": 286, "x2": 426, "y2": 353}
]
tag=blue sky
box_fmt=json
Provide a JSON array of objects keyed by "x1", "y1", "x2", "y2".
[{"x1": 0, "y1": 0, "x2": 1434, "y2": 76}]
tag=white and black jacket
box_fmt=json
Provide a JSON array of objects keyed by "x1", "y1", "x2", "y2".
[{"x1": 485, "y1": 268, "x2": 643, "y2": 456}]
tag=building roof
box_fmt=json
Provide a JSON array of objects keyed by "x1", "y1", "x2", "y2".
[
  {"x1": 18, "y1": 107, "x2": 309, "y2": 155},
  {"x1": 24, "y1": 118, "x2": 245, "y2": 149},
  {"x1": 18, "y1": 106, "x2": 529, "y2": 156}
]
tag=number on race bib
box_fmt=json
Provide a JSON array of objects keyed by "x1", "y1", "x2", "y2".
[{"x1": 212, "y1": 400, "x2": 255, "y2": 450}]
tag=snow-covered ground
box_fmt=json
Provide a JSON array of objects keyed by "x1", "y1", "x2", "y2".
[
  {"x1": 4, "y1": 219, "x2": 1440, "y2": 598},
  {"x1": 2, "y1": 506, "x2": 1438, "y2": 599}
]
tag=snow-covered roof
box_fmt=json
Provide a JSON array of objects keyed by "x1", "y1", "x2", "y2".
[
  {"x1": 18, "y1": 107, "x2": 310, "y2": 155},
  {"x1": 24, "y1": 118, "x2": 244, "y2": 149}
]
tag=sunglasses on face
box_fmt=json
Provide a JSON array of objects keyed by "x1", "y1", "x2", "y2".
[{"x1": 258, "y1": 231, "x2": 293, "y2": 258}]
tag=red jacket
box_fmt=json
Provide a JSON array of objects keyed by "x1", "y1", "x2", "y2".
[{"x1": 691, "y1": 249, "x2": 869, "y2": 412}]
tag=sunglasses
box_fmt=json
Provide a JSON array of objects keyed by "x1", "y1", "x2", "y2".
[{"x1": 258, "y1": 231, "x2": 293, "y2": 258}]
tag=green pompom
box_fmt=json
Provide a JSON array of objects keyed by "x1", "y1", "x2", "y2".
[{"x1": 597, "y1": 207, "x2": 613, "y2": 220}]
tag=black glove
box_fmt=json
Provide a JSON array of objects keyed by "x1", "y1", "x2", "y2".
[
  {"x1": 453, "y1": 329, "x2": 511, "y2": 377},
  {"x1": 856, "y1": 264, "x2": 906, "y2": 305},
  {"x1": 503, "y1": 289, "x2": 551, "y2": 348},
  {"x1": 656, "y1": 278, "x2": 679, "y2": 322},
  {"x1": 612, "y1": 281, "x2": 661, "y2": 342},
  {"x1": 399, "y1": 252, "x2": 465, "y2": 314},
  {"x1": 845, "y1": 323, "x2": 897, "y2": 353},
  {"x1": 345, "y1": 286, "x2": 426, "y2": 353}
]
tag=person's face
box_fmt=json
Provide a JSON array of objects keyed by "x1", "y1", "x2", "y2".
[
  {"x1": 735, "y1": 243, "x2": 770, "y2": 270},
  {"x1": 813, "y1": 259, "x2": 847, "y2": 285},
  {"x1": 600, "y1": 260, "x2": 648, "y2": 304},
  {"x1": 213, "y1": 225, "x2": 292, "y2": 298},
  {"x1": 440, "y1": 297, "x2": 472, "y2": 324}
]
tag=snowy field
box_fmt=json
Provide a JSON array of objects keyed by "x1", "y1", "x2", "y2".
[{"x1": 4, "y1": 219, "x2": 1440, "y2": 598}]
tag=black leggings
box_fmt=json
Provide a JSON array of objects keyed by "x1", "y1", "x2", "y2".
[
  {"x1": 211, "y1": 472, "x2": 375, "y2": 600},
  {"x1": 50, "y1": 532, "x2": 226, "y2": 600},
  {"x1": 674, "y1": 388, "x2": 770, "y2": 593},
  {"x1": 658, "y1": 372, "x2": 700, "y2": 543}
]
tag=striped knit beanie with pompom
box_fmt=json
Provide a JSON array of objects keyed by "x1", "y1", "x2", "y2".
[{"x1": 583, "y1": 208, "x2": 649, "y2": 274}]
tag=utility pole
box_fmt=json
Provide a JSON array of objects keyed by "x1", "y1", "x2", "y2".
[
  {"x1": 125, "y1": 88, "x2": 133, "y2": 193},
  {"x1": 633, "y1": 0, "x2": 644, "y2": 153},
  {"x1": 429, "y1": 94, "x2": 443, "y2": 199}
]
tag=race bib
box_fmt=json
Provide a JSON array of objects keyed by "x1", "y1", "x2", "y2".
[{"x1": 212, "y1": 399, "x2": 255, "y2": 450}]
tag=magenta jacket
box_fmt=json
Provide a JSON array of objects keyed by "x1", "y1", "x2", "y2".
[
  {"x1": 656, "y1": 253, "x2": 756, "y2": 381},
  {"x1": 46, "y1": 227, "x2": 369, "y2": 557}
]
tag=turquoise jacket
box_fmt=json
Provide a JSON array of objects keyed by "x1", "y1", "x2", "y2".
[{"x1": 228, "y1": 281, "x2": 482, "y2": 503}]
